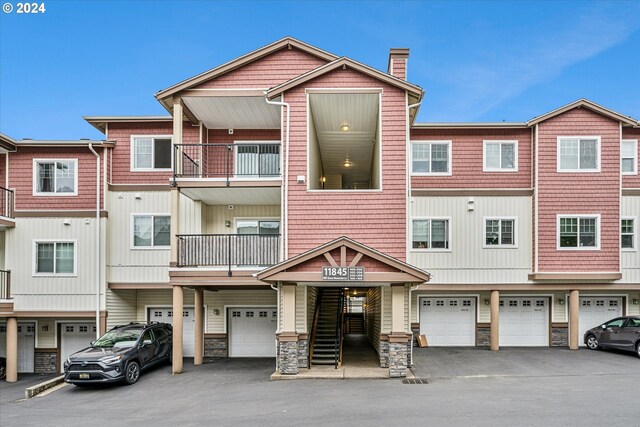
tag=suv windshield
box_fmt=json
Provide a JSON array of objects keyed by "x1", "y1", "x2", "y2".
[{"x1": 93, "y1": 329, "x2": 143, "y2": 348}]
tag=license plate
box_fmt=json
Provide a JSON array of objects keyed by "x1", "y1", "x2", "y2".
[{"x1": 79, "y1": 373, "x2": 90, "y2": 379}]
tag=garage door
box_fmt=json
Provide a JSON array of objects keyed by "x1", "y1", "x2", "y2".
[
  {"x1": 419, "y1": 298, "x2": 476, "y2": 346},
  {"x1": 150, "y1": 308, "x2": 195, "y2": 357},
  {"x1": 579, "y1": 297, "x2": 623, "y2": 347},
  {"x1": 229, "y1": 308, "x2": 277, "y2": 357},
  {"x1": 60, "y1": 323, "x2": 96, "y2": 370},
  {"x1": 500, "y1": 298, "x2": 549, "y2": 346},
  {"x1": 0, "y1": 322, "x2": 36, "y2": 372}
]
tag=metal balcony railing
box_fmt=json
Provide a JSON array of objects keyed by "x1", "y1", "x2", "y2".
[
  {"x1": 173, "y1": 143, "x2": 281, "y2": 183},
  {"x1": 0, "y1": 187, "x2": 14, "y2": 218},
  {"x1": 0, "y1": 270, "x2": 11, "y2": 299},
  {"x1": 176, "y1": 234, "x2": 280, "y2": 275}
]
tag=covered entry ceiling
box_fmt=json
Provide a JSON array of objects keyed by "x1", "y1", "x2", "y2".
[
  {"x1": 309, "y1": 93, "x2": 379, "y2": 186},
  {"x1": 183, "y1": 96, "x2": 281, "y2": 129}
]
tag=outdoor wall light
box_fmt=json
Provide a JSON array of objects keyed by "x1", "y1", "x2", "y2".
[
  {"x1": 343, "y1": 160, "x2": 352, "y2": 168},
  {"x1": 213, "y1": 309, "x2": 220, "y2": 315},
  {"x1": 483, "y1": 299, "x2": 490, "y2": 305},
  {"x1": 224, "y1": 220, "x2": 231, "y2": 228},
  {"x1": 558, "y1": 299, "x2": 565, "y2": 305},
  {"x1": 633, "y1": 299, "x2": 639, "y2": 305}
]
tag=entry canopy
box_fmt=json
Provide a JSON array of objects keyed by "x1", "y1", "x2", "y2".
[{"x1": 256, "y1": 236, "x2": 431, "y2": 285}]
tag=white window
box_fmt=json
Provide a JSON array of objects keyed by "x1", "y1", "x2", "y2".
[
  {"x1": 557, "y1": 215, "x2": 600, "y2": 250},
  {"x1": 33, "y1": 240, "x2": 76, "y2": 275},
  {"x1": 132, "y1": 215, "x2": 171, "y2": 248},
  {"x1": 131, "y1": 136, "x2": 172, "y2": 171},
  {"x1": 621, "y1": 217, "x2": 636, "y2": 251},
  {"x1": 484, "y1": 217, "x2": 517, "y2": 248},
  {"x1": 483, "y1": 141, "x2": 518, "y2": 172},
  {"x1": 412, "y1": 218, "x2": 451, "y2": 251},
  {"x1": 235, "y1": 219, "x2": 280, "y2": 235},
  {"x1": 411, "y1": 141, "x2": 451, "y2": 175},
  {"x1": 621, "y1": 139, "x2": 637, "y2": 175},
  {"x1": 33, "y1": 159, "x2": 78, "y2": 196},
  {"x1": 557, "y1": 137, "x2": 600, "y2": 172}
]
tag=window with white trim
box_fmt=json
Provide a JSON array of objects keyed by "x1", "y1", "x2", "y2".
[
  {"x1": 557, "y1": 137, "x2": 600, "y2": 172},
  {"x1": 558, "y1": 215, "x2": 599, "y2": 249},
  {"x1": 411, "y1": 141, "x2": 451, "y2": 175},
  {"x1": 133, "y1": 215, "x2": 171, "y2": 247},
  {"x1": 484, "y1": 218, "x2": 516, "y2": 247},
  {"x1": 483, "y1": 141, "x2": 518, "y2": 171},
  {"x1": 621, "y1": 218, "x2": 635, "y2": 250},
  {"x1": 412, "y1": 218, "x2": 450, "y2": 250},
  {"x1": 35, "y1": 241, "x2": 76, "y2": 275},
  {"x1": 621, "y1": 139, "x2": 637, "y2": 175},
  {"x1": 34, "y1": 159, "x2": 77, "y2": 195},
  {"x1": 131, "y1": 136, "x2": 172, "y2": 171}
]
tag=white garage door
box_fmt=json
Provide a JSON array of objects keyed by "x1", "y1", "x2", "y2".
[
  {"x1": 150, "y1": 308, "x2": 195, "y2": 357},
  {"x1": 229, "y1": 308, "x2": 277, "y2": 357},
  {"x1": 500, "y1": 298, "x2": 549, "y2": 346},
  {"x1": 419, "y1": 298, "x2": 476, "y2": 346},
  {"x1": 579, "y1": 297, "x2": 623, "y2": 347},
  {"x1": 60, "y1": 323, "x2": 96, "y2": 370},
  {"x1": 0, "y1": 322, "x2": 36, "y2": 373}
]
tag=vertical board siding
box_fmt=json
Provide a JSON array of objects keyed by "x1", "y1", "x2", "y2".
[
  {"x1": 410, "y1": 196, "x2": 532, "y2": 283},
  {"x1": 621, "y1": 196, "x2": 640, "y2": 283},
  {"x1": 8, "y1": 147, "x2": 105, "y2": 210},
  {"x1": 0, "y1": 230, "x2": 5, "y2": 270},
  {"x1": 5, "y1": 218, "x2": 101, "y2": 311},
  {"x1": 194, "y1": 47, "x2": 328, "y2": 89},
  {"x1": 410, "y1": 128, "x2": 532, "y2": 188},
  {"x1": 106, "y1": 289, "x2": 137, "y2": 329},
  {"x1": 382, "y1": 286, "x2": 392, "y2": 333},
  {"x1": 203, "y1": 205, "x2": 280, "y2": 234},
  {"x1": 537, "y1": 108, "x2": 620, "y2": 272},
  {"x1": 365, "y1": 287, "x2": 381, "y2": 354},
  {"x1": 108, "y1": 191, "x2": 171, "y2": 283},
  {"x1": 622, "y1": 128, "x2": 640, "y2": 188},
  {"x1": 286, "y1": 68, "x2": 407, "y2": 260},
  {"x1": 295, "y1": 285, "x2": 306, "y2": 332}
]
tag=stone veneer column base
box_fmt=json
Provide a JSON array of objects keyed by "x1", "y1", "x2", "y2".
[
  {"x1": 34, "y1": 349, "x2": 57, "y2": 374},
  {"x1": 297, "y1": 335, "x2": 309, "y2": 368},
  {"x1": 388, "y1": 334, "x2": 411, "y2": 378},
  {"x1": 277, "y1": 333, "x2": 299, "y2": 375},
  {"x1": 379, "y1": 339, "x2": 390, "y2": 368},
  {"x1": 551, "y1": 325, "x2": 569, "y2": 347},
  {"x1": 204, "y1": 334, "x2": 228, "y2": 359},
  {"x1": 476, "y1": 324, "x2": 491, "y2": 347}
]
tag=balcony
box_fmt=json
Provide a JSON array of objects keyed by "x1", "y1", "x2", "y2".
[
  {"x1": 0, "y1": 187, "x2": 15, "y2": 228},
  {"x1": 176, "y1": 234, "x2": 280, "y2": 274},
  {"x1": 174, "y1": 143, "x2": 281, "y2": 182},
  {"x1": 0, "y1": 270, "x2": 10, "y2": 300}
]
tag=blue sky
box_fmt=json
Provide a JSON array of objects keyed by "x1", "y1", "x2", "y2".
[{"x1": 1, "y1": 0, "x2": 639, "y2": 140}]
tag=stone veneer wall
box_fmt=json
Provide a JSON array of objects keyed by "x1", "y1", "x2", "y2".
[
  {"x1": 35, "y1": 349, "x2": 57, "y2": 374},
  {"x1": 476, "y1": 325, "x2": 491, "y2": 347},
  {"x1": 297, "y1": 338, "x2": 309, "y2": 368},
  {"x1": 204, "y1": 335, "x2": 227, "y2": 359},
  {"x1": 551, "y1": 326, "x2": 568, "y2": 347},
  {"x1": 278, "y1": 340, "x2": 299, "y2": 374},
  {"x1": 388, "y1": 341, "x2": 408, "y2": 378},
  {"x1": 379, "y1": 340, "x2": 389, "y2": 368}
]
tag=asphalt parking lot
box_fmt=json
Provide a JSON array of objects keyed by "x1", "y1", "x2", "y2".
[{"x1": 0, "y1": 348, "x2": 638, "y2": 427}]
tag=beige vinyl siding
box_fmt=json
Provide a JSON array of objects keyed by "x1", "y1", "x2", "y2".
[
  {"x1": 382, "y1": 286, "x2": 391, "y2": 333},
  {"x1": 38, "y1": 319, "x2": 56, "y2": 348},
  {"x1": 628, "y1": 293, "x2": 640, "y2": 315},
  {"x1": 365, "y1": 287, "x2": 381, "y2": 354},
  {"x1": 621, "y1": 196, "x2": 640, "y2": 283},
  {"x1": 106, "y1": 288, "x2": 137, "y2": 329},
  {"x1": 410, "y1": 196, "x2": 532, "y2": 284},
  {"x1": 108, "y1": 191, "x2": 171, "y2": 283},
  {"x1": 295, "y1": 285, "x2": 306, "y2": 332},
  {"x1": 5, "y1": 218, "x2": 103, "y2": 311},
  {"x1": 134, "y1": 288, "x2": 276, "y2": 333},
  {"x1": 202, "y1": 204, "x2": 280, "y2": 234}
]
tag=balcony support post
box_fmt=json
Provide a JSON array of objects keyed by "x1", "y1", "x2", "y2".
[
  {"x1": 172, "y1": 285, "x2": 184, "y2": 374},
  {"x1": 6, "y1": 317, "x2": 18, "y2": 382},
  {"x1": 194, "y1": 288, "x2": 204, "y2": 365}
]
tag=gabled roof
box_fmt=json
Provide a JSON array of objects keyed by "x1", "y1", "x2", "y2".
[
  {"x1": 527, "y1": 99, "x2": 639, "y2": 127},
  {"x1": 0, "y1": 132, "x2": 17, "y2": 151},
  {"x1": 13, "y1": 139, "x2": 114, "y2": 148},
  {"x1": 256, "y1": 236, "x2": 430, "y2": 284},
  {"x1": 266, "y1": 56, "x2": 424, "y2": 100},
  {"x1": 84, "y1": 116, "x2": 172, "y2": 133},
  {"x1": 155, "y1": 37, "x2": 339, "y2": 105}
]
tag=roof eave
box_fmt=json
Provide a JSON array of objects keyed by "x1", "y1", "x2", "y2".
[{"x1": 527, "y1": 99, "x2": 638, "y2": 127}]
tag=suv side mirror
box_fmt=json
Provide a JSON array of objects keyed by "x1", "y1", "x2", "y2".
[
  {"x1": 142, "y1": 339, "x2": 153, "y2": 346},
  {"x1": 90, "y1": 340, "x2": 96, "y2": 346},
  {"x1": 601, "y1": 325, "x2": 607, "y2": 330}
]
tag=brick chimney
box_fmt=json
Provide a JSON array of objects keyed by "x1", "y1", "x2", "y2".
[{"x1": 388, "y1": 48, "x2": 409, "y2": 80}]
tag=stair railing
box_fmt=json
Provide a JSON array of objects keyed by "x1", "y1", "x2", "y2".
[
  {"x1": 309, "y1": 288, "x2": 323, "y2": 366},
  {"x1": 334, "y1": 288, "x2": 345, "y2": 369}
]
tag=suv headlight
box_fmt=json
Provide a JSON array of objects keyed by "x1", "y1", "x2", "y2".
[{"x1": 102, "y1": 355, "x2": 124, "y2": 365}]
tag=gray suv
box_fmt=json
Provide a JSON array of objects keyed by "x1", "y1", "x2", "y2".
[{"x1": 584, "y1": 316, "x2": 640, "y2": 358}]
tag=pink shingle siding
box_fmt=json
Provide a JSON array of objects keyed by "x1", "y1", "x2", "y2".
[
  {"x1": 285, "y1": 67, "x2": 407, "y2": 260},
  {"x1": 194, "y1": 48, "x2": 328, "y2": 89},
  {"x1": 536, "y1": 108, "x2": 620, "y2": 272},
  {"x1": 410, "y1": 128, "x2": 532, "y2": 188},
  {"x1": 8, "y1": 147, "x2": 105, "y2": 210}
]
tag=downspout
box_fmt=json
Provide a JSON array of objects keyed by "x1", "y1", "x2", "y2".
[
  {"x1": 406, "y1": 97, "x2": 423, "y2": 262},
  {"x1": 88, "y1": 143, "x2": 101, "y2": 340},
  {"x1": 264, "y1": 95, "x2": 290, "y2": 261}
]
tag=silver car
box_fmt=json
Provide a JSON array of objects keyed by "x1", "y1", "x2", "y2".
[{"x1": 584, "y1": 316, "x2": 640, "y2": 358}]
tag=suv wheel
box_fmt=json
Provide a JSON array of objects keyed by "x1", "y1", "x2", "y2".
[
  {"x1": 586, "y1": 335, "x2": 600, "y2": 350},
  {"x1": 124, "y1": 361, "x2": 140, "y2": 385},
  {"x1": 636, "y1": 342, "x2": 640, "y2": 359},
  {"x1": 0, "y1": 364, "x2": 5, "y2": 381}
]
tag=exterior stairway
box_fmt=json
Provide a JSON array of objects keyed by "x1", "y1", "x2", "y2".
[
  {"x1": 348, "y1": 313, "x2": 364, "y2": 334},
  {"x1": 310, "y1": 288, "x2": 342, "y2": 366}
]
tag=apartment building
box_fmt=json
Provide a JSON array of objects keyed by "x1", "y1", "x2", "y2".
[{"x1": 1, "y1": 37, "x2": 639, "y2": 382}]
